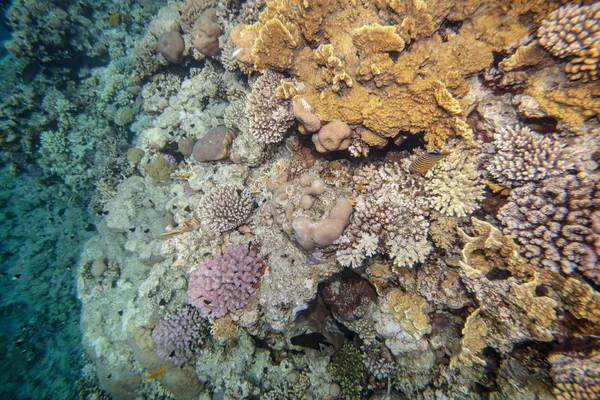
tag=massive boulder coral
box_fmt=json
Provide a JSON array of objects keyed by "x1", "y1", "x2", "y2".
[
  {"x1": 271, "y1": 175, "x2": 352, "y2": 250},
  {"x1": 538, "y1": 3, "x2": 600, "y2": 82},
  {"x1": 187, "y1": 245, "x2": 263, "y2": 318},
  {"x1": 487, "y1": 125, "x2": 574, "y2": 187},
  {"x1": 497, "y1": 172, "x2": 600, "y2": 283}
]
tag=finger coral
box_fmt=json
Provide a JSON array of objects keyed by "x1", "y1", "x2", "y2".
[
  {"x1": 151, "y1": 306, "x2": 209, "y2": 366},
  {"x1": 487, "y1": 125, "x2": 574, "y2": 187},
  {"x1": 497, "y1": 172, "x2": 600, "y2": 283},
  {"x1": 201, "y1": 184, "x2": 254, "y2": 232},
  {"x1": 187, "y1": 245, "x2": 263, "y2": 318},
  {"x1": 246, "y1": 69, "x2": 296, "y2": 143},
  {"x1": 538, "y1": 3, "x2": 600, "y2": 82},
  {"x1": 336, "y1": 163, "x2": 431, "y2": 269}
]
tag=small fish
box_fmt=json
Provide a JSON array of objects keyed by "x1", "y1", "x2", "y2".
[
  {"x1": 12, "y1": 274, "x2": 21, "y2": 280},
  {"x1": 354, "y1": 178, "x2": 365, "y2": 192},
  {"x1": 291, "y1": 331, "x2": 332, "y2": 351},
  {"x1": 142, "y1": 367, "x2": 165, "y2": 382},
  {"x1": 409, "y1": 151, "x2": 450, "y2": 176}
]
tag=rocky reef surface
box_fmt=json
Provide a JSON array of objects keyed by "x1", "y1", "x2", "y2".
[{"x1": 1, "y1": 0, "x2": 599, "y2": 399}]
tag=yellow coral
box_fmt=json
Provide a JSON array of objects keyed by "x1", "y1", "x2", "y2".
[
  {"x1": 387, "y1": 290, "x2": 431, "y2": 340},
  {"x1": 352, "y1": 24, "x2": 405, "y2": 55}
]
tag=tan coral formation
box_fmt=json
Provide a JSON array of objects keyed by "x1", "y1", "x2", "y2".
[
  {"x1": 452, "y1": 218, "x2": 559, "y2": 368},
  {"x1": 236, "y1": 0, "x2": 532, "y2": 152},
  {"x1": 538, "y1": 3, "x2": 600, "y2": 82}
]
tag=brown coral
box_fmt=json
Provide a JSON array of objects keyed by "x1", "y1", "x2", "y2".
[
  {"x1": 312, "y1": 120, "x2": 353, "y2": 153},
  {"x1": 549, "y1": 349, "x2": 600, "y2": 400},
  {"x1": 538, "y1": 3, "x2": 600, "y2": 82}
]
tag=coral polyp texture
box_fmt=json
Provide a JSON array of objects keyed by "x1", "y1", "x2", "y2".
[
  {"x1": 151, "y1": 306, "x2": 209, "y2": 366},
  {"x1": 187, "y1": 245, "x2": 263, "y2": 318},
  {"x1": 487, "y1": 125, "x2": 574, "y2": 187},
  {"x1": 246, "y1": 69, "x2": 296, "y2": 143},
  {"x1": 201, "y1": 184, "x2": 254, "y2": 232},
  {"x1": 336, "y1": 162, "x2": 431, "y2": 269},
  {"x1": 538, "y1": 3, "x2": 600, "y2": 82},
  {"x1": 549, "y1": 349, "x2": 600, "y2": 400},
  {"x1": 497, "y1": 172, "x2": 600, "y2": 284}
]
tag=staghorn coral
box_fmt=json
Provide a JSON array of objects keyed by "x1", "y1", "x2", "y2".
[
  {"x1": 201, "y1": 184, "x2": 254, "y2": 233},
  {"x1": 246, "y1": 70, "x2": 296, "y2": 143},
  {"x1": 337, "y1": 162, "x2": 431, "y2": 269},
  {"x1": 538, "y1": 3, "x2": 600, "y2": 82},
  {"x1": 487, "y1": 125, "x2": 574, "y2": 187},
  {"x1": 549, "y1": 349, "x2": 600, "y2": 400},
  {"x1": 497, "y1": 172, "x2": 600, "y2": 283},
  {"x1": 151, "y1": 306, "x2": 209, "y2": 366},
  {"x1": 187, "y1": 245, "x2": 263, "y2": 318},
  {"x1": 423, "y1": 146, "x2": 485, "y2": 218}
]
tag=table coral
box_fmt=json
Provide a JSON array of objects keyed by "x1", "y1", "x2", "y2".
[{"x1": 538, "y1": 3, "x2": 600, "y2": 82}]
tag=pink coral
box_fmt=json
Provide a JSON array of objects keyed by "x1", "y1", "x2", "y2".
[{"x1": 187, "y1": 245, "x2": 263, "y2": 318}]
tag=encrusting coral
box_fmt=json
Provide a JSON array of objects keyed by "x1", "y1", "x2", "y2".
[
  {"x1": 487, "y1": 125, "x2": 575, "y2": 187},
  {"x1": 187, "y1": 245, "x2": 263, "y2": 318},
  {"x1": 201, "y1": 184, "x2": 254, "y2": 232},
  {"x1": 538, "y1": 3, "x2": 600, "y2": 82}
]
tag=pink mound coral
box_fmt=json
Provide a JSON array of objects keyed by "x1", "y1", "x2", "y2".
[{"x1": 187, "y1": 245, "x2": 263, "y2": 318}]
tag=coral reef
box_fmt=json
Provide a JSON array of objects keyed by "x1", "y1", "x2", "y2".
[
  {"x1": 549, "y1": 349, "x2": 600, "y2": 399},
  {"x1": 329, "y1": 345, "x2": 367, "y2": 400},
  {"x1": 337, "y1": 162, "x2": 431, "y2": 269},
  {"x1": 246, "y1": 69, "x2": 296, "y2": 143},
  {"x1": 201, "y1": 184, "x2": 254, "y2": 232},
  {"x1": 187, "y1": 245, "x2": 263, "y2": 318},
  {"x1": 498, "y1": 172, "x2": 600, "y2": 283},
  {"x1": 487, "y1": 125, "x2": 574, "y2": 187},
  {"x1": 538, "y1": 3, "x2": 600, "y2": 82},
  {"x1": 151, "y1": 306, "x2": 209, "y2": 366}
]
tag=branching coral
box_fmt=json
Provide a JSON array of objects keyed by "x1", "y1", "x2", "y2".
[
  {"x1": 151, "y1": 306, "x2": 209, "y2": 366},
  {"x1": 337, "y1": 162, "x2": 431, "y2": 269},
  {"x1": 246, "y1": 69, "x2": 295, "y2": 143},
  {"x1": 187, "y1": 245, "x2": 263, "y2": 318},
  {"x1": 201, "y1": 184, "x2": 254, "y2": 232},
  {"x1": 423, "y1": 147, "x2": 485, "y2": 218},
  {"x1": 497, "y1": 172, "x2": 600, "y2": 283},
  {"x1": 538, "y1": 3, "x2": 600, "y2": 82},
  {"x1": 487, "y1": 125, "x2": 574, "y2": 187}
]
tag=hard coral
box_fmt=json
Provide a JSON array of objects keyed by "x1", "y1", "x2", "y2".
[
  {"x1": 549, "y1": 349, "x2": 600, "y2": 400},
  {"x1": 497, "y1": 172, "x2": 600, "y2": 283},
  {"x1": 538, "y1": 3, "x2": 600, "y2": 82},
  {"x1": 201, "y1": 184, "x2": 254, "y2": 232},
  {"x1": 193, "y1": 8, "x2": 221, "y2": 56},
  {"x1": 487, "y1": 125, "x2": 574, "y2": 187},
  {"x1": 187, "y1": 245, "x2": 263, "y2": 318},
  {"x1": 322, "y1": 270, "x2": 377, "y2": 321},
  {"x1": 329, "y1": 345, "x2": 367, "y2": 400},
  {"x1": 312, "y1": 120, "x2": 353, "y2": 153},
  {"x1": 246, "y1": 70, "x2": 296, "y2": 143},
  {"x1": 337, "y1": 163, "x2": 431, "y2": 269},
  {"x1": 192, "y1": 125, "x2": 236, "y2": 162},
  {"x1": 151, "y1": 306, "x2": 209, "y2": 366},
  {"x1": 157, "y1": 31, "x2": 185, "y2": 64}
]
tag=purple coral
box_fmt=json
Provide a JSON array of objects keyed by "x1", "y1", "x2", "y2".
[
  {"x1": 151, "y1": 306, "x2": 208, "y2": 366},
  {"x1": 188, "y1": 245, "x2": 263, "y2": 318}
]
